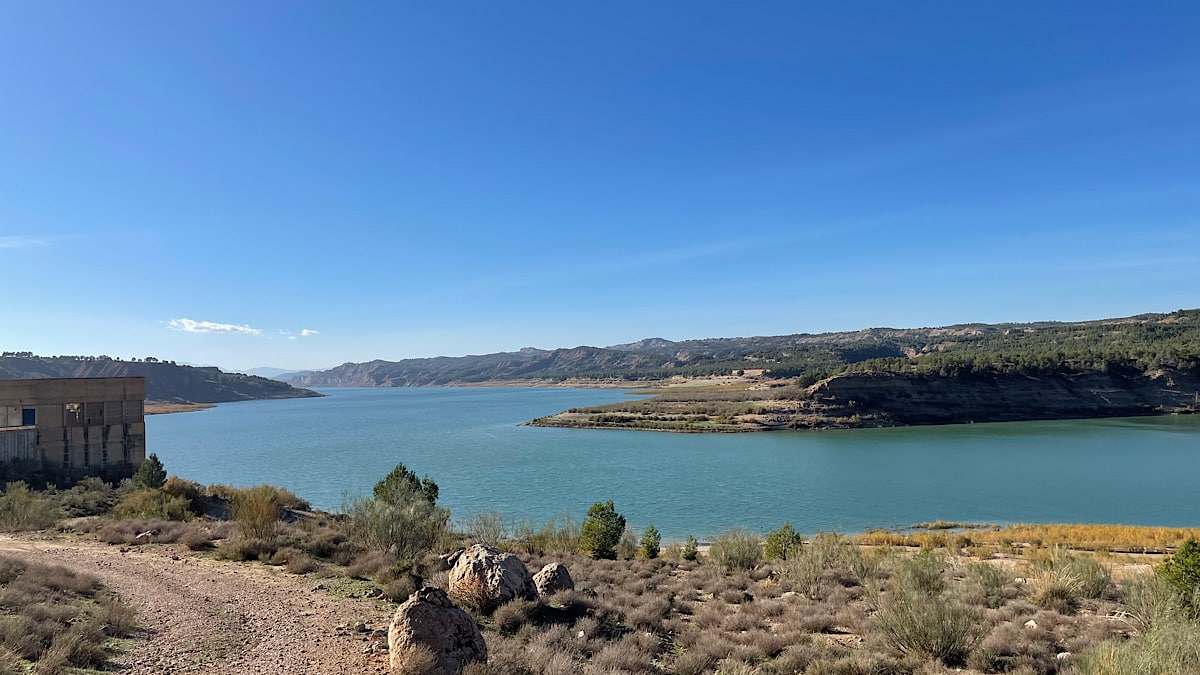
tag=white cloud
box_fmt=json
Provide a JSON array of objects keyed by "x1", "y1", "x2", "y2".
[
  {"x1": 301, "y1": 328, "x2": 320, "y2": 337},
  {"x1": 0, "y1": 236, "x2": 48, "y2": 249},
  {"x1": 168, "y1": 318, "x2": 262, "y2": 336}
]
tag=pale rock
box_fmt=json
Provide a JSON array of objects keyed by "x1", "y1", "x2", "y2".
[
  {"x1": 533, "y1": 562, "x2": 574, "y2": 597},
  {"x1": 448, "y1": 544, "x2": 537, "y2": 611},
  {"x1": 388, "y1": 587, "x2": 486, "y2": 674}
]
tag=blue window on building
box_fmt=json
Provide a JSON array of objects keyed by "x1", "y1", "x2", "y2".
[{"x1": 21, "y1": 408, "x2": 35, "y2": 426}]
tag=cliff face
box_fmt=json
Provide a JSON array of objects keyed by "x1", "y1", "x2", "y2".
[
  {"x1": 806, "y1": 369, "x2": 1200, "y2": 425},
  {"x1": 0, "y1": 357, "x2": 322, "y2": 404}
]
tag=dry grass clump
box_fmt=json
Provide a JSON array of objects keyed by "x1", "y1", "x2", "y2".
[
  {"x1": 230, "y1": 485, "x2": 284, "y2": 540},
  {"x1": 0, "y1": 554, "x2": 136, "y2": 673},
  {"x1": 708, "y1": 528, "x2": 762, "y2": 572},
  {"x1": 857, "y1": 523, "x2": 1200, "y2": 553},
  {"x1": 0, "y1": 482, "x2": 60, "y2": 531}
]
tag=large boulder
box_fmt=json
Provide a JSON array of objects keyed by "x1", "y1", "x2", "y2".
[
  {"x1": 388, "y1": 587, "x2": 486, "y2": 674},
  {"x1": 448, "y1": 544, "x2": 537, "y2": 612},
  {"x1": 533, "y1": 562, "x2": 574, "y2": 598}
]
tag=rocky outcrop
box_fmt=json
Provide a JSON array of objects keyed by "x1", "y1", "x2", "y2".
[
  {"x1": 533, "y1": 562, "x2": 574, "y2": 598},
  {"x1": 388, "y1": 587, "x2": 486, "y2": 674},
  {"x1": 447, "y1": 544, "x2": 536, "y2": 612},
  {"x1": 806, "y1": 369, "x2": 1200, "y2": 426}
]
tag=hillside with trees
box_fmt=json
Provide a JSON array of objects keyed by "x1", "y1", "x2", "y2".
[
  {"x1": 0, "y1": 355, "x2": 322, "y2": 405},
  {"x1": 292, "y1": 308, "x2": 1200, "y2": 387},
  {"x1": 525, "y1": 309, "x2": 1200, "y2": 431}
]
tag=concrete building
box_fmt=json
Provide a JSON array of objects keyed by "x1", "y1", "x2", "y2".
[{"x1": 0, "y1": 377, "x2": 146, "y2": 479}]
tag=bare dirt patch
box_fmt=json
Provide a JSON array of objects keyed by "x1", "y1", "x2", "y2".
[{"x1": 0, "y1": 534, "x2": 393, "y2": 674}]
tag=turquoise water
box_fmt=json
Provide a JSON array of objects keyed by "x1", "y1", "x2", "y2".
[{"x1": 146, "y1": 387, "x2": 1200, "y2": 539}]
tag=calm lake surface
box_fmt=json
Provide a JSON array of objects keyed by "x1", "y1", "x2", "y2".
[{"x1": 146, "y1": 387, "x2": 1200, "y2": 539}]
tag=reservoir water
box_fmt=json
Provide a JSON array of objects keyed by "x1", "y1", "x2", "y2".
[{"x1": 146, "y1": 387, "x2": 1200, "y2": 539}]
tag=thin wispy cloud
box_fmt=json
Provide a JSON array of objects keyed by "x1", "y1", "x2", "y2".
[
  {"x1": 0, "y1": 236, "x2": 49, "y2": 249},
  {"x1": 300, "y1": 329, "x2": 320, "y2": 337},
  {"x1": 168, "y1": 318, "x2": 262, "y2": 336}
]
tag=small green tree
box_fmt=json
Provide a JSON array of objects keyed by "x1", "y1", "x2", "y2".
[
  {"x1": 1158, "y1": 537, "x2": 1200, "y2": 617},
  {"x1": 374, "y1": 463, "x2": 439, "y2": 505},
  {"x1": 640, "y1": 524, "x2": 661, "y2": 559},
  {"x1": 348, "y1": 466, "x2": 449, "y2": 560},
  {"x1": 764, "y1": 522, "x2": 803, "y2": 560},
  {"x1": 579, "y1": 500, "x2": 625, "y2": 560},
  {"x1": 132, "y1": 453, "x2": 167, "y2": 490},
  {"x1": 682, "y1": 535, "x2": 699, "y2": 561}
]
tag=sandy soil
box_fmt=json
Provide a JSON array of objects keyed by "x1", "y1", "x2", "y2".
[
  {"x1": 0, "y1": 534, "x2": 394, "y2": 674},
  {"x1": 144, "y1": 402, "x2": 216, "y2": 415}
]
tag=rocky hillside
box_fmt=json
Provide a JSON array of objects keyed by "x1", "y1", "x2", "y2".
[
  {"x1": 528, "y1": 367, "x2": 1200, "y2": 432},
  {"x1": 0, "y1": 356, "x2": 322, "y2": 404}
]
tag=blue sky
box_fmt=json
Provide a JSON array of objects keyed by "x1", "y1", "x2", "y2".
[{"x1": 2, "y1": 2, "x2": 1198, "y2": 371}]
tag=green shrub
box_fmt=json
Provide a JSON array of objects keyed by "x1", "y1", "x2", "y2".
[
  {"x1": 640, "y1": 524, "x2": 661, "y2": 559},
  {"x1": 112, "y1": 489, "x2": 192, "y2": 521},
  {"x1": 343, "y1": 491, "x2": 449, "y2": 560},
  {"x1": 708, "y1": 527, "x2": 761, "y2": 572},
  {"x1": 891, "y1": 549, "x2": 946, "y2": 596},
  {"x1": 764, "y1": 522, "x2": 803, "y2": 561},
  {"x1": 1068, "y1": 553, "x2": 1111, "y2": 599},
  {"x1": 682, "y1": 535, "x2": 699, "y2": 561},
  {"x1": 1158, "y1": 538, "x2": 1200, "y2": 618},
  {"x1": 230, "y1": 486, "x2": 284, "y2": 540},
  {"x1": 374, "y1": 463, "x2": 438, "y2": 505},
  {"x1": 875, "y1": 585, "x2": 982, "y2": 666},
  {"x1": 580, "y1": 501, "x2": 625, "y2": 560},
  {"x1": 1030, "y1": 549, "x2": 1109, "y2": 614},
  {"x1": 161, "y1": 477, "x2": 207, "y2": 516},
  {"x1": 0, "y1": 482, "x2": 58, "y2": 531},
  {"x1": 964, "y1": 561, "x2": 1011, "y2": 608},
  {"x1": 1075, "y1": 612, "x2": 1200, "y2": 675},
  {"x1": 1122, "y1": 574, "x2": 1179, "y2": 634},
  {"x1": 617, "y1": 526, "x2": 638, "y2": 560},
  {"x1": 131, "y1": 453, "x2": 166, "y2": 490},
  {"x1": 56, "y1": 477, "x2": 118, "y2": 517}
]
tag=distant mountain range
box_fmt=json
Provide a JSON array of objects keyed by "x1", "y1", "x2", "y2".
[
  {"x1": 242, "y1": 367, "x2": 316, "y2": 381},
  {"x1": 0, "y1": 355, "x2": 321, "y2": 404},
  {"x1": 287, "y1": 309, "x2": 1200, "y2": 388}
]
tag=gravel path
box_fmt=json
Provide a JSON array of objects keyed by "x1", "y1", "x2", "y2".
[{"x1": 0, "y1": 535, "x2": 394, "y2": 674}]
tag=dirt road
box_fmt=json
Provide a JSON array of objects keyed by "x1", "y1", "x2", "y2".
[{"x1": 0, "y1": 535, "x2": 394, "y2": 674}]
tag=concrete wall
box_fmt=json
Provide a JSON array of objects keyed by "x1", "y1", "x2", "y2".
[
  {"x1": 0, "y1": 428, "x2": 37, "y2": 462},
  {"x1": 0, "y1": 378, "x2": 147, "y2": 476}
]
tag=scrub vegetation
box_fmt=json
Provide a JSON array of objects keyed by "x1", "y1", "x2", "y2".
[
  {"x1": 5, "y1": 459, "x2": 1200, "y2": 674},
  {"x1": 0, "y1": 554, "x2": 137, "y2": 673}
]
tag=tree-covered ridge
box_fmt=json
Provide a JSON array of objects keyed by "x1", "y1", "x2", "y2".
[
  {"x1": 835, "y1": 309, "x2": 1200, "y2": 380},
  {"x1": 294, "y1": 309, "x2": 1200, "y2": 387}
]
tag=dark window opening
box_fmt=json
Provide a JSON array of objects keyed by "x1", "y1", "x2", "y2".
[{"x1": 21, "y1": 408, "x2": 35, "y2": 426}]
